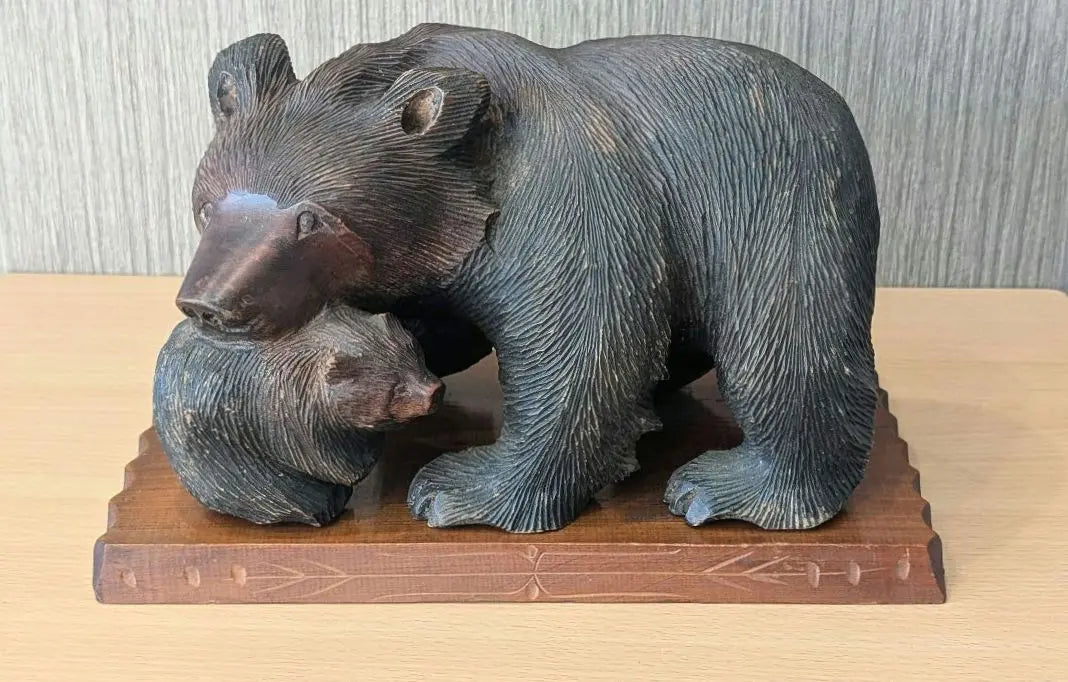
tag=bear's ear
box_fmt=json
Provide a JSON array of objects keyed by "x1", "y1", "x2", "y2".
[
  {"x1": 379, "y1": 68, "x2": 491, "y2": 140},
  {"x1": 207, "y1": 33, "x2": 297, "y2": 127}
]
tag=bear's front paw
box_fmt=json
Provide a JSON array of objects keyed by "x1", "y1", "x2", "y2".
[
  {"x1": 664, "y1": 447, "x2": 772, "y2": 527},
  {"x1": 408, "y1": 445, "x2": 586, "y2": 533}
]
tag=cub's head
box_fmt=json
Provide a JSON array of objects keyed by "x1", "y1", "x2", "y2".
[
  {"x1": 153, "y1": 305, "x2": 443, "y2": 525},
  {"x1": 288, "y1": 306, "x2": 445, "y2": 430},
  {"x1": 177, "y1": 34, "x2": 497, "y2": 337}
]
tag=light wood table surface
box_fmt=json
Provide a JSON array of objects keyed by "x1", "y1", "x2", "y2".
[{"x1": 1, "y1": 275, "x2": 1065, "y2": 681}]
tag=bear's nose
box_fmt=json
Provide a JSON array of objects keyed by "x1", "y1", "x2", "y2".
[
  {"x1": 176, "y1": 297, "x2": 231, "y2": 331},
  {"x1": 426, "y1": 379, "x2": 445, "y2": 411},
  {"x1": 389, "y1": 378, "x2": 445, "y2": 422}
]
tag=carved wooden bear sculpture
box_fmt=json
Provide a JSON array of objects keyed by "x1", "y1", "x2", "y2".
[
  {"x1": 153, "y1": 306, "x2": 442, "y2": 525},
  {"x1": 176, "y1": 24, "x2": 880, "y2": 532}
]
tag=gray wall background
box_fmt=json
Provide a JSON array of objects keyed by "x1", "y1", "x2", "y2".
[{"x1": 1, "y1": 0, "x2": 1065, "y2": 287}]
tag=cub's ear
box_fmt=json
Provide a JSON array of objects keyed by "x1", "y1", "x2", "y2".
[
  {"x1": 207, "y1": 33, "x2": 297, "y2": 127},
  {"x1": 379, "y1": 68, "x2": 491, "y2": 140}
]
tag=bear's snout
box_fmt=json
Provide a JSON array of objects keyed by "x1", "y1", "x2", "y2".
[
  {"x1": 389, "y1": 376, "x2": 445, "y2": 422},
  {"x1": 177, "y1": 192, "x2": 331, "y2": 337}
]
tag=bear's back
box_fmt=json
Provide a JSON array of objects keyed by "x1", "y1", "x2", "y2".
[
  {"x1": 402, "y1": 25, "x2": 851, "y2": 129},
  {"x1": 316, "y1": 26, "x2": 875, "y2": 291},
  {"x1": 311, "y1": 25, "x2": 859, "y2": 178},
  {"x1": 396, "y1": 25, "x2": 864, "y2": 190}
]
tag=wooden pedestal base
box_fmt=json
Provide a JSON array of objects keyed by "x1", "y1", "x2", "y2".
[{"x1": 94, "y1": 358, "x2": 945, "y2": 604}]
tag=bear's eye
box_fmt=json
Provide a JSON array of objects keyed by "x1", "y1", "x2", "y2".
[
  {"x1": 297, "y1": 210, "x2": 319, "y2": 239},
  {"x1": 197, "y1": 202, "x2": 213, "y2": 227}
]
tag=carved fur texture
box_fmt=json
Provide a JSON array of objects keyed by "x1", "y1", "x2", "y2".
[
  {"x1": 153, "y1": 306, "x2": 441, "y2": 525},
  {"x1": 184, "y1": 24, "x2": 879, "y2": 532}
]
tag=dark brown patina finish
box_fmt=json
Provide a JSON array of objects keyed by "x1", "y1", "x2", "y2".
[{"x1": 169, "y1": 25, "x2": 882, "y2": 534}]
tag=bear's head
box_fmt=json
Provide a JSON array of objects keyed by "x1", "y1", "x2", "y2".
[
  {"x1": 153, "y1": 305, "x2": 443, "y2": 524},
  {"x1": 177, "y1": 33, "x2": 497, "y2": 337}
]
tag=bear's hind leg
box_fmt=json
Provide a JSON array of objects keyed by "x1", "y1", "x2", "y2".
[
  {"x1": 666, "y1": 110, "x2": 880, "y2": 529},
  {"x1": 666, "y1": 184, "x2": 878, "y2": 528}
]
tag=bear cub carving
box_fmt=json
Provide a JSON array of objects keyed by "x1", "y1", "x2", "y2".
[{"x1": 153, "y1": 306, "x2": 442, "y2": 525}]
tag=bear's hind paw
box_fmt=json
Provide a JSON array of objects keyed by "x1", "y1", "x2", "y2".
[{"x1": 664, "y1": 446, "x2": 842, "y2": 530}]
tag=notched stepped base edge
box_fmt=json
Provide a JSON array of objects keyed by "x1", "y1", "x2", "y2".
[{"x1": 94, "y1": 369, "x2": 944, "y2": 604}]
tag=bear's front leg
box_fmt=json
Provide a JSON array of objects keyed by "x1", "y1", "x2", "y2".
[{"x1": 407, "y1": 286, "x2": 669, "y2": 532}]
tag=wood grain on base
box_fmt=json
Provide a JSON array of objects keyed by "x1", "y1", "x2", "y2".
[{"x1": 95, "y1": 358, "x2": 943, "y2": 604}]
